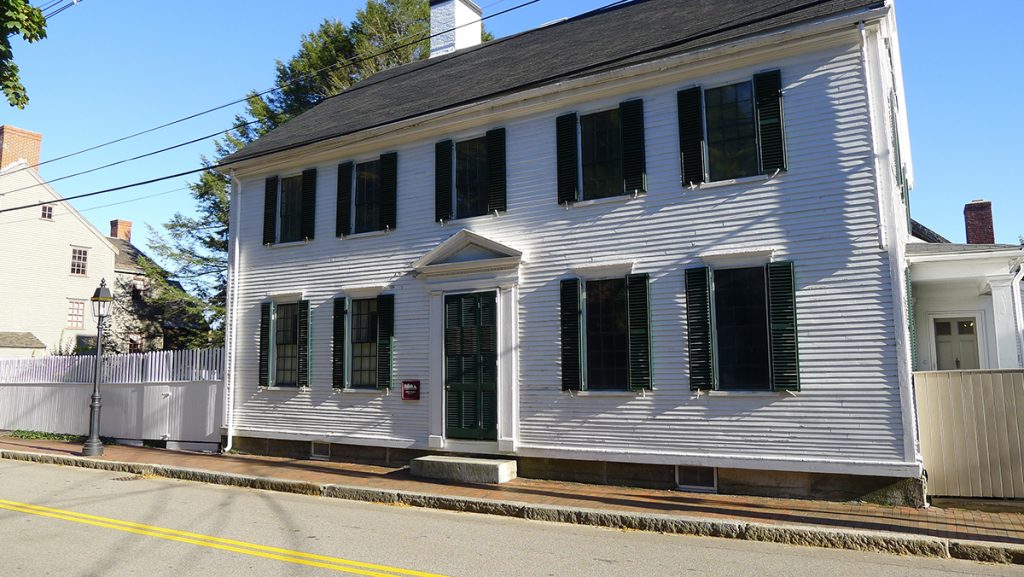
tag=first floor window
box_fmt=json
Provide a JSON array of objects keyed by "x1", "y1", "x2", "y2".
[
  {"x1": 685, "y1": 261, "x2": 800, "y2": 392},
  {"x1": 70, "y1": 248, "x2": 88, "y2": 275},
  {"x1": 560, "y1": 273, "x2": 651, "y2": 391},
  {"x1": 258, "y1": 300, "x2": 310, "y2": 388},
  {"x1": 67, "y1": 300, "x2": 85, "y2": 329},
  {"x1": 333, "y1": 294, "x2": 394, "y2": 389},
  {"x1": 128, "y1": 334, "x2": 144, "y2": 354},
  {"x1": 677, "y1": 69, "x2": 786, "y2": 185}
]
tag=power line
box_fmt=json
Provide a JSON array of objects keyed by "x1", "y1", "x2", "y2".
[
  {"x1": 2, "y1": 186, "x2": 186, "y2": 225},
  {"x1": 3, "y1": 0, "x2": 543, "y2": 180},
  {"x1": 43, "y1": 0, "x2": 82, "y2": 19}
]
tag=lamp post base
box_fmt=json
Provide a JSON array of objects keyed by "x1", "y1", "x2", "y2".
[{"x1": 81, "y1": 439, "x2": 104, "y2": 457}]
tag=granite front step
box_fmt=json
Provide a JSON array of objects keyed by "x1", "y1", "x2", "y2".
[{"x1": 409, "y1": 455, "x2": 517, "y2": 484}]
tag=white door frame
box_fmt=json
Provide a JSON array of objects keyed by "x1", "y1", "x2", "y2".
[{"x1": 924, "y1": 309, "x2": 991, "y2": 370}]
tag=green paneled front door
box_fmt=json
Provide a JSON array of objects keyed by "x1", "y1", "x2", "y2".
[{"x1": 445, "y1": 292, "x2": 498, "y2": 440}]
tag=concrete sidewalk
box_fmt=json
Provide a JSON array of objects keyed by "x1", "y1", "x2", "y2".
[{"x1": 1, "y1": 436, "x2": 1022, "y2": 564}]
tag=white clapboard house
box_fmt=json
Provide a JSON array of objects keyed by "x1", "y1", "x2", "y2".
[{"x1": 219, "y1": 0, "x2": 922, "y2": 502}]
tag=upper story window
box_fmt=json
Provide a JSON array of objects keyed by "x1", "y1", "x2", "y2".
[
  {"x1": 560, "y1": 273, "x2": 652, "y2": 392},
  {"x1": 67, "y1": 300, "x2": 85, "y2": 329},
  {"x1": 685, "y1": 261, "x2": 800, "y2": 392},
  {"x1": 557, "y1": 100, "x2": 646, "y2": 204},
  {"x1": 434, "y1": 129, "x2": 506, "y2": 223},
  {"x1": 70, "y1": 248, "x2": 88, "y2": 276},
  {"x1": 337, "y1": 153, "x2": 397, "y2": 237},
  {"x1": 678, "y1": 69, "x2": 787, "y2": 185},
  {"x1": 40, "y1": 205, "x2": 53, "y2": 220},
  {"x1": 262, "y1": 169, "x2": 316, "y2": 246}
]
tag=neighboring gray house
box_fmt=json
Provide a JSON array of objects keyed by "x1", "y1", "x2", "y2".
[{"x1": 218, "y1": 0, "x2": 922, "y2": 502}]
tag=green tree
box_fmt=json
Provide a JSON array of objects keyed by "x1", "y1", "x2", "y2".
[
  {"x1": 1, "y1": 0, "x2": 47, "y2": 108},
  {"x1": 149, "y1": 1, "x2": 478, "y2": 347}
]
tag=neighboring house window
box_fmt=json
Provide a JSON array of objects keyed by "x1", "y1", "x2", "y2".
[
  {"x1": 67, "y1": 300, "x2": 85, "y2": 329},
  {"x1": 332, "y1": 294, "x2": 394, "y2": 390},
  {"x1": 335, "y1": 153, "x2": 397, "y2": 237},
  {"x1": 261, "y1": 169, "x2": 316, "y2": 246},
  {"x1": 677, "y1": 69, "x2": 787, "y2": 185},
  {"x1": 70, "y1": 248, "x2": 88, "y2": 275},
  {"x1": 128, "y1": 334, "x2": 143, "y2": 354},
  {"x1": 257, "y1": 300, "x2": 310, "y2": 388},
  {"x1": 40, "y1": 205, "x2": 53, "y2": 220},
  {"x1": 434, "y1": 129, "x2": 507, "y2": 222},
  {"x1": 556, "y1": 100, "x2": 646, "y2": 204},
  {"x1": 560, "y1": 274, "x2": 651, "y2": 391},
  {"x1": 685, "y1": 261, "x2": 800, "y2": 392}
]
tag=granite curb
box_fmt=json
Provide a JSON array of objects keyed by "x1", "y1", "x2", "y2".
[{"x1": 3, "y1": 449, "x2": 1021, "y2": 565}]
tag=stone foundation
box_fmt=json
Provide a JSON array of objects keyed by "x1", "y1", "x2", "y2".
[{"x1": 226, "y1": 436, "x2": 925, "y2": 506}]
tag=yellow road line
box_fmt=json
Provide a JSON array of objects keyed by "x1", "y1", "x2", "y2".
[{"x1": 0, "y1": 499, "x2": 449, "y2": 577}]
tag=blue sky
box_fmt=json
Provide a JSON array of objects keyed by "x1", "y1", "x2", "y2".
[{"x1": 4, "y1": 0, "x2": 1022, "y2": 255}]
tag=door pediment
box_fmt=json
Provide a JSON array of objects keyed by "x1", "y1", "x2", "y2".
[{"x1": 413, "y1": 229, "x2": 523, "y2": 278}]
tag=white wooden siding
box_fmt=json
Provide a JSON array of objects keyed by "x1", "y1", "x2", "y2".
[{"x1": 227, "y1": 36, "x2": 913, "y2": 471}]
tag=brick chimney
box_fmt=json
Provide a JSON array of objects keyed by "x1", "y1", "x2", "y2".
[
  {"x1": 0, "y1": 125, "x2": 42, "y2": 170},
  {"x1": 964, "y1": 200, "x2": 995, "y2": 244},
  {"x1": 110, "y1": 219, "x2": 132, "y2": 242},
  {"x1": 429, "y1": 0, "x2": 482, "y2": 58}
]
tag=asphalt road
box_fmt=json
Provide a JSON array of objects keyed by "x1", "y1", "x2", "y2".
[{"x1": 0, "y1": 459, "x2": 1018, "y2": 577}]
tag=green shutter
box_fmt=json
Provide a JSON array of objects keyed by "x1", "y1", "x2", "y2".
[
  {"x1": 332, "y1": 297, "x2": 347, "y2": 389},
  {"x1": 906, "y1": 266, "x2": 917, "y2": 371},
  {"x1": 626, "y1": 272, "x2": 652, "y2": 391},
  {"x1": 376, "y1": 294, "x2": 394, "y2": 389},
  {"x1": 258, "y1": 301, "x2": 274, "y2": 387},
  {"x1": 379, "y1": 152, "x2": 398, "y2": 231},
  {"x1": 767, "y1": 261, "x2": 800, "y2": 391},
  {"x1": 435, "y1": 140, "x2": 453, "y2": 222},
  {"x1": 753, "y1": 70, "x2": 787, "y2": 174},
  {"x1": 336, "y1": 162, "x2": 353, "y2": 237},
  {"x1": 685, "y1": 266, "x2": 714, "y2": 391},
  {"x1": 263, "y1": 176, "x2": 278, "y2": 245},
  {"x1": 300, "y1": 168, "x2": 317, "y2": 240},
  {"x1": 888, "y1": 91, "x2": 904, "y2": 195},
  {"x1": 620, "y1": 99, "x2": 647, "y2": 194},
  {"x1": 677, "y1": 87, "x2": 705, "y2": 186},
  {"x1": 556, "y1": 113, "x2": 579, "y2": 204},
  {"x1": 560, "y1": 278, "x2": 583, "y2": 390},
  {"x1": 297, "y1": 299, "x2": 311, "y2": 388},
  {"x1": 486, "y1": 128, "x2": 507, "y2": 213}
]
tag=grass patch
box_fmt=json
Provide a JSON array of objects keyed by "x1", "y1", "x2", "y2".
[{"x1": 7, "y1": 430, "x2": 118, "y2": 445}]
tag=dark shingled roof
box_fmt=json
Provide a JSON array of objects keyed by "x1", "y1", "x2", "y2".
[
  {"x1": 108, "y1": 237, "x2": 146, "y2": 273},
  {"x1": 910, "y1": 219, "x2": 950, "y2": 244},
  {"x1": 0, "y1": 332, "x2": 45, "y2": 349},
  {"x1": 223, "y1": 0, "x2": 882, "y2": 165},
  {"x1": 906, "y1": 242, "x2": 1021, "y2": 256}
]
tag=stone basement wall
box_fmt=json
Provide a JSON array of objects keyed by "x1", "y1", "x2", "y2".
[{"x1": 227, "y1": 436, "x2": 925, "y2": 507}]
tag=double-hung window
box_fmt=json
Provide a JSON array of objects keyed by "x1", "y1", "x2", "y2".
[
  {"x1": 336, "y1": 153, "x2": 397, "y2": 237},
  {"x1": 678, "y1": 69, "x2": 787, "y2": 185},
  {"x1": 685, "y1": 261, "x2": 800, "y2": 392},
  {"x1": 70, "y1": 248, "x2": 88, "y2": 276},
  {"x1": 262, "y1": 169, "x2": 317, "y2": 245},
  {"x1": 434, "y1": 128, "x2": 506, "y2": 222},
  {"x1": 333, "y1": 294, "x2": 394, "y2": 390},
  {"x1": 557, "y1": 100, "x2": 646, "y2": 204},
  {"x1": 67, "y1": 300, "x2": 85, "y2": 329},
  {"x1": 258, "y1": 299, "x2": 311, "y2": 388},
  {"x1": 560, "y1": 273, "x2": 651, "y2": 391}
]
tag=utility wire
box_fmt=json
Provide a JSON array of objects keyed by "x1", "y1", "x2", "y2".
[
  {"x1": 3, "y1": 0, "x2": 543, "y2": 180},
  {"x1": 43, "y1": 0, "x2": 82, "y2": 19}
]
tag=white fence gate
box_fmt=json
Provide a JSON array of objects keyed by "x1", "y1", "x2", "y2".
[{"x1": 0, "y1": 349, "x2": 224, "y2": 446}]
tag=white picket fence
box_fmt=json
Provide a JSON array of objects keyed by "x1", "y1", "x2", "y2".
[
  {"x1": 0, "y1": 348, "x2": 223, "y2": 384},
  {"x1": 0, "y1": 348, "x2": 224, "y2": 446}
]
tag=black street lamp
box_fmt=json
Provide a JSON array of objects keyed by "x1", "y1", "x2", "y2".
[{"x1": 82, "y1": 278, "x2": 113, "y2": 457}]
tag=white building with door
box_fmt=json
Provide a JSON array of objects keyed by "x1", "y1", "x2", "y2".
[{"x1": 219, "y1": 0, "x2": 926, "y2": 502}]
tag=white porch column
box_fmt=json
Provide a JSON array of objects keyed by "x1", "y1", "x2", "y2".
[
  {"x1": 497, "y1": 284, "x2": 519, "y2": 452},
  {"x1": 988, "y1": 274, "x2": 1020, "y2": 368}
]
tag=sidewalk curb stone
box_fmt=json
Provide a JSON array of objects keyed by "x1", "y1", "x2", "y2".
[{"x1": 2, "y1": 449, "x2": 1020, "y2": 565}]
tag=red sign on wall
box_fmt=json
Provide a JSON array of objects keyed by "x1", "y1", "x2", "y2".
[{"x1": 402, "y1": 380, "x2": 420, "y2": 400}]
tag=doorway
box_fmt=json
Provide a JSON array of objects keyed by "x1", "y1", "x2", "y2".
[
  {"x1": 934, "y1": 317, "x2": 980, "y2": 370},
  {"x1": 444, "y1": 292, "x2": 498, "y2": 440}
]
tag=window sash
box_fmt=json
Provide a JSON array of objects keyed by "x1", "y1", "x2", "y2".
[
  {"x1": 705, "y1": 81, "x2": 758, "y2": 181},
  {"x1": 67, "y1": 300, "x2": 85, "y2": 329},
  {"x1": 584, "y1": 278, "x2": 628, "y2": 390},
  {"x1": 41, "y1": 205, "x2": 53, "y2": 220},
  {"x1": 70, "y1": 248, "x2": 88, "y2": 275},
  {"x1": 455, "y1": 136, "x2": 489, "y2": 219},
  {"x1": 274, "y1": 303, "x2": 299, "y2": 387},
  {"x1": 580, "y1": 109, "x2": 623, "y2": 200},
  {"x1": 713, "y1": 266, "x2": 771, "y2": 390},
  {"x1": 350, "y1": 298, "x2": 378, "y2": 388},
  {"x1": 278, "y1": 175, "x2": 303, "y2": 243},
  {"x1": 354, "y1": 160, "x2": 381, "y2": 234}
]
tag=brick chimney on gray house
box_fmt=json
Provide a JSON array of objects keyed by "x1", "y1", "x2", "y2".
[
  {"x1": 110, "y1": 219, "x2": 132, "y2": 242},
  {"x1": 964, "y1": 199, "x2": 995, "y2": 244}
]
